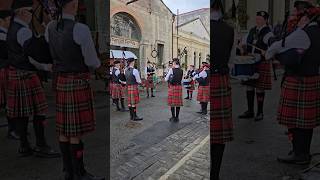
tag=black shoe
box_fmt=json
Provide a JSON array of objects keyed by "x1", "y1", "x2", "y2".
[
  {"x1": 120, "y1": 108, "x2": 129, "y2": 112},
  {"x1": 33, "y1": 145, "x2": 60, "y2": 158},
  {"x1": 184, "y1": 97, "x2": 189, "y2": 99},
  {"x1": 75, "y1": 172, "x2": 105, "y2": 180},
  {"x1": 151, "y1": 95, "x2": 155, "y2": 97},
  {"x1": 18, "y1": 146, "x2": 33, "y2": 157},
  {"x1": 254, "y1": 113, "x2": 264, "y2": 121},
  {"x1": 169, "y1": 117, "x2": 175, "y2": 122},
  {"x1": 238, "y1": 111, "x2": 254, "y2": 119},
  {"x1": 277, "y1": 154, "x2": 311, "y2": 165},
  {"x1": 197, "y1": 111, "x2": 203, "y2": 114},
  {"x1": 133, "y1": 116, "x2": 143, "y2": 121},
  {"x1": 173, "y1": 117, "x2": 179, "y2": 122},
  {"x1": 64, "y1": 172, "x2": 73, "y2": 180},
  {"x1": 7, "y1": 131, "x2": 20, "y2": 140}
]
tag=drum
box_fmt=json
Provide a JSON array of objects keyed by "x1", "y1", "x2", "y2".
[
  {"x1": 230, "y1": 55, "x2": 261, "y2": 81},
  {"x1": 182, "y1": 78, "x2": 192, "y2": 88}
]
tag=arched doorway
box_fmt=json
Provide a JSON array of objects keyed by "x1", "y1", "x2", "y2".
[{"x1": 111, "y1": 12, "x2": 142, "y2": 68}]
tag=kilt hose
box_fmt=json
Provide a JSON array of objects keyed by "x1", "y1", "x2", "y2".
[
  {"x1": 56, "y1": 73, "x2": 96, "y2": 137},
  {"x1": 127, "y1": 84, "x2": 140, "y2": 106},
  {"x1": 168, "y1": 85, "x2": 183, "y2": 107},
  {"x1": 145, "y1": 75, "x2": 154, "y2": 89},
  {"x1": 6, "y1": 67, "x2": 48, "y2": 118},
  {"x1": 111, "y1": 83, "x2": 125, "y2": 99},
  {"x1": 278, "y1": 75, "x2": 320, "y2": 129},
  {"x1": 197, "y1": 85, "x2": 210, "y2": 102},
  {"x1": 243, "y1": 61, "x2": 272, "y2": 90},
  {"x1": 211, "y1": 74, "x2": 233, "y2": 144},
  {"x1": 0, "y1": 67, "x2": 8, "y2": 108}
]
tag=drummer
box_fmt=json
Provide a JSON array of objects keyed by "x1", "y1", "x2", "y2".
[
  {"x1": 184, "y1": 65, "x2": 196, "y2": 100},
  {"x1": 238, "y1": 11, "x2": 274, "y2": 121},
  {"x1": 144, "y1": 61, "x2": 156, "y2": 98}
]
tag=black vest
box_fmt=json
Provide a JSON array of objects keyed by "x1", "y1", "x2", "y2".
[
  {"x1": 198, "y1": 70, "x2": 209, "y2": 86},
  {"x1": 48, "y1": 19, "x2": 88, "y2": 73},
  {"x1": 187, "y1": 70, "x2": 195, "y2": 78},
  {"x1": 112, "y1": 68, "x2": 120, "y2": 84},
  {"x1": 7, "y1": 21, "x2": 36, "y2": 71},
  {"x1": 0, "y1": 29, "x2": 8, "y2": 69},
  {"x1": 147, "y1": 67, "x2": 155, "y2": 73},
  {"x1": 247, "y1": 26, "x2": 271, "y2": 53},
  {"x1": 286, "y1": 24, "x2": 320, "y2": 76},
  {"x1": 211, "y1": 20, "x2": 234, "y2": 74},
  {"x1": 170, "y1": 68, "x2": 183, "y2": 85},
  {"x1": 125, "y1": 67, "x2": 138, "y2": 85}
]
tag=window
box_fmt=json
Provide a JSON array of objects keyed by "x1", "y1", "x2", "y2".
[{"x1": 111, "y1": 12, "x2": 141, "y2": 41}]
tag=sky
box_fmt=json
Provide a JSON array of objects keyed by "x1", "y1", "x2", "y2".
[{"x1": 162, "y1": 0, "x2": 210, "y2": 14}]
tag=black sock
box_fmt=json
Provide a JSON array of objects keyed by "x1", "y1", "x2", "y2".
[
  {"x1": 7, "y1": 116, "x2": 15, "y2": 133},
  {"x1": 120, "y1": 98, "x2": 125, "y2": 109},
  {"x1": 247, "y1": 90, "x2": 255, "y2": 113},
  {"x1": 176, "y1": 107, "x2": 180, "y2": 118},
  {"x1": 171, "y1": 107, "x2": 175, "y2": 118},
  {"x1": 33, "y1": 115, "x2": 47, "y2": 147},
  {"x1": 59, "y1": 141, "x2": 73, "y2": 174},
  {"x1": 16, "y1": 117, "x2": 30, "y2": 148},
  {"x1": 204, "y1": 102, "x2": 208, "y2": 114},
  {"x1": 256, "y1": 92, "x2": 265, "y2": 115},
  {"x1": 211, "y1": 143, "x2": 226, "y2": 180},
  {"x1": 115, "y1": 99, "x2": 120, "y2": 110},
  {"x1": 151, "y1": 88, "x2": 154, "y2": 96},
  {"x1": 70, "y1": 142, "x2": 86, "y2": 176},
  {"x1": 186, "y1": 90, "x2": 190, "y2": 97},
  {"x1": 190, "y1": 91, "x2": 193, "y2": 98}
]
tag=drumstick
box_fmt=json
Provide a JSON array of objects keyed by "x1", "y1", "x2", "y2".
[{"x1": 247, "y1": 43, "x2": 266, "y2": 54}]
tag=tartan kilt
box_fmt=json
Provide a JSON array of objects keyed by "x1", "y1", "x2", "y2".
[
  {"x1": 186, "y1": 80, "x2": 195, "y2": 91},
  {"x1": 111, "y1": 83, "x2": 125, "y2": 99},
  {"x1": 109, "y1": 81, "x2": 114, "y2": 94},
  {"x1": 0, "y1": 68, "x2": 8, "y2": 108},
  {"x1": 243, "y1": 61, "x2": 272, "y2": 90},
  {"x1": 6, "y1": 67, "x2": 48, "y2": 118},
  {"x1": 211, "y1": 74, "x2": 233, "y2": 144},
  {"x1": 168, "y1": 84, "x2": 183, "y2": 107},
  {"x1": 145, "y1": 76, "x2": 155, "y2": 88},
  {"x1": 197, "y1": 85, "x2": 210, "y2": 102},
  {"x1": 127, "y1": 84, "x2": 140, "y2": 106},
  {"x1": 277, "y1": 76, "x2": 320, "y2": 129},
  {"x1": 56, "y1": 73, "x2": 96, "y2": 137}
]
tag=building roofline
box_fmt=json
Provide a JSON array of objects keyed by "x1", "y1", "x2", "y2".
[
  {"x1": 177, "y1": 17, "x2": 210, "y2": 36},
  {"x1": 178, "y1": 8, "x2": 209, "y2": 16},
  {"x1": 160, "y1": 0, "x2": 174, "y2": 15}
]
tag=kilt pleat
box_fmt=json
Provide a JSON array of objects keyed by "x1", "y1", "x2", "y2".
[
  {"x1": 145, "y1": 76, "x2": 154, "y2": 88},
  {"x1": 168, "y1": 85, "x2": 183, "y2": 107},
  {"x1": 56, "y1": 73, "x2": 96, "y2": 137},
  {"x1": 211, "y1": 74, "x2": 233, "y2": 144},
  {"x1": 0, "y1": 68, "x2": 8, "y2": 107},
  {"x1": 197, "y1": 85, "x2": 210, "y2": 102},
  {"x1": 127, "y1": 85, "x2": 140, "y2": 106},
  {"x1": 254, "y1": 61, "x2": 272, "y2": 90},
  {"x1": 6, "y1": 67, "x2": 48, "y2": 118},
  {"x1": 278, "y1": 76, "x2": 320, "y2": 129},
  {"x1": 111, "y1": 83, "x2": 125, "y2": 99}
]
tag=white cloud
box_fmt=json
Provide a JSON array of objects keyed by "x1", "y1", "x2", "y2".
[{"x1": 162, "y1": 0, "x2": 209, "y2": 14}]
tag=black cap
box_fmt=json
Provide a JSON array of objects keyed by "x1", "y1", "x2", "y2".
[
  {"x1": 12, "y1": 0, "x2": 33, "y2": 10},
  {"x1": 256, "y1": 11, "x2": 269, "y2": 20},
  {"x1": 0, "y1": 10, "x2": 11, "y2": 19},
  {"x1": 172, "y1": 58, "x2": 180, "y2": 65},
  {"x1": 127, "y1": 58, "x2": 135, "y2": 63},
  {"x1": 147, "y1": 61, "x2": 151, "y2": 64},
  {"x1": 211, "y1": 0, "x2": 224, "y2": 14},
  {"x1": 114, "y1": 60, "x2": 120, "y2": 64}
]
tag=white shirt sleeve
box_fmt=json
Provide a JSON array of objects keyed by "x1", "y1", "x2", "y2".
[
  {"x1": 0, "y1": 33, "x2": 6, "y2": 41},
  {"x1": 44, "y1": 21, "x2": 54, "y2": 42},
  {"x1": 133, "y1": 69, "x2": 142, "y2": 84},
  {"x1": 165, "y1": 68, "x2": 173, "y2": 81},
  {"x1": 263, "y1": 31, "x2": 274, "y2": 45},
  {"x1": 28, "y1": 57, "x2": 52, "y2": 71},
  {"x1": 145, "y1": 67, "x2": 148, "y2": 75},
  {"x1": 73, "y1": 23, "x2": 101, "y2": 69},
  {"x1": 115, "y1": 69, "x2": 120, "y2": 76},
  {"x1": 17, "y1": 27, "x2": 32, "y2": 47}
]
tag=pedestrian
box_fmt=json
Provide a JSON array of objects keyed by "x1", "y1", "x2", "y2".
[
  {"x1": 125, "y1": 58, "x2": 143, "y2": 121},
  {"x1": 6, "y1": 0, "x2": 59, "y2": 157},
  {"x1": 266, "y1": 0, "x2": 320, "y2": 165},
  {"x1": 0, "y1": 9, "x2": 20, "y2": 140},
  {"x1": 45, "y1": 0, "x2": 104, "y2": 179},
  {"x1": 211, "y1": 0, "x2": 235, "y2": 179},
  {"x1": 165, "y1": 58, "x2": 183, "y2": 122},
  {"x1": 111, "y1": 60, "x2": 126, "y2": 112},
  {"x1": 238, "y1": 10, "x2": 274, "y2": 121},
  {"x1": 184, "y1": 65, "x2": 196, "y2": 100},
  {"x1": 145, "y1": 61, "x2": 156, "y2": 98},
  {"x1": 194, "y1": 62, "x2": 210, "y2": 115}
]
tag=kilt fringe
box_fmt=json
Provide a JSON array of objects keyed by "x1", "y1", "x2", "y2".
[
  {"x1": 168, "y1": 85, "x2": 183, "y2": 107},
  {"x1": 278, "y1": 76, "x2": 320, "y2": 129},
  {"x1": 56, "y1": 73, "x2": 96, "y2": 137},
  {"x1": 197, "y1": 85, "x2": 210, "y2": 102},
  {"x1": 211, "y1": 74, "x2": 234, "y2": 144}
]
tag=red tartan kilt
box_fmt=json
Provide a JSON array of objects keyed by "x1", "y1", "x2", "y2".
[
  {"x1": 0, "y1": 68, "x2": 8, "y2": 107},
  {"x1": 278, "y1": 76, "x2": 320, "y2": 129},
  {"x1": 168, "y1": 85, "x2": 183, "y2": 107},
  {"x1": 6, "y1": 67, "x2": 48, "y2": 118},
  {"x1": 145, "y1": 76, "x2": 154, "y2": 88},
  {"x1": 109, "y1": 82, "x2": 114, "y2": 93},
  {"x1": 197, "y1": 85, "x2": 210, "y2": 102},
  {"x1": 127, "y1": 85, "x2": 140, "y2": 106},
  {"x1": 211, "y1": 74, "x2": 233, "y2": 144},
  {"x1": 186, "y1": 80, "x2": 195, "y2": 91},
  {"x1": 56, "y1": 73, "x2": 95, "y2": 137},
  {"x1": 254, "y1": 61, "x2": 272, "y2": 90},
  {"x1": 111, "y1": 83, "x2": 125, "y2": 99}
]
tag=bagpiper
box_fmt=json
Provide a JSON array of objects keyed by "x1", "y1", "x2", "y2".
[
  {"x1": 46, "y1": 0, "x2": 104, "y2": 179},
  {"x1": 6, "y1": 0, "x2": 59, "y2": 157},
  {"x1": 145, "y1": 61, "x2": 156, "y2": 98},
  {"x1": 211, "y1": 0, "x2": 235, "y2": 179},
  {"x1": 238, "y1": 10, "x2": 274, "y2": 121},
  {"x1": 111, "y1": 60, "x2": 127, "y2": 112},
  {"x1": 194, "y1": 62, "x2": 210, "y2": 115},
  {"x1": 266, "y1": 0, "x2": 320, "y2": 165},
  {"x1": 125, "y1": 58, "x2": 143, "y2": 121},
  {"x1": 165, "y1": 58, "x2": 183, "y2": 122},
  {"x1": 184, "y1": 65, "x2": 195, "y2": 100},
  {"x1": 0, "y1": 9, "x2": 20, "y2": 140}
]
